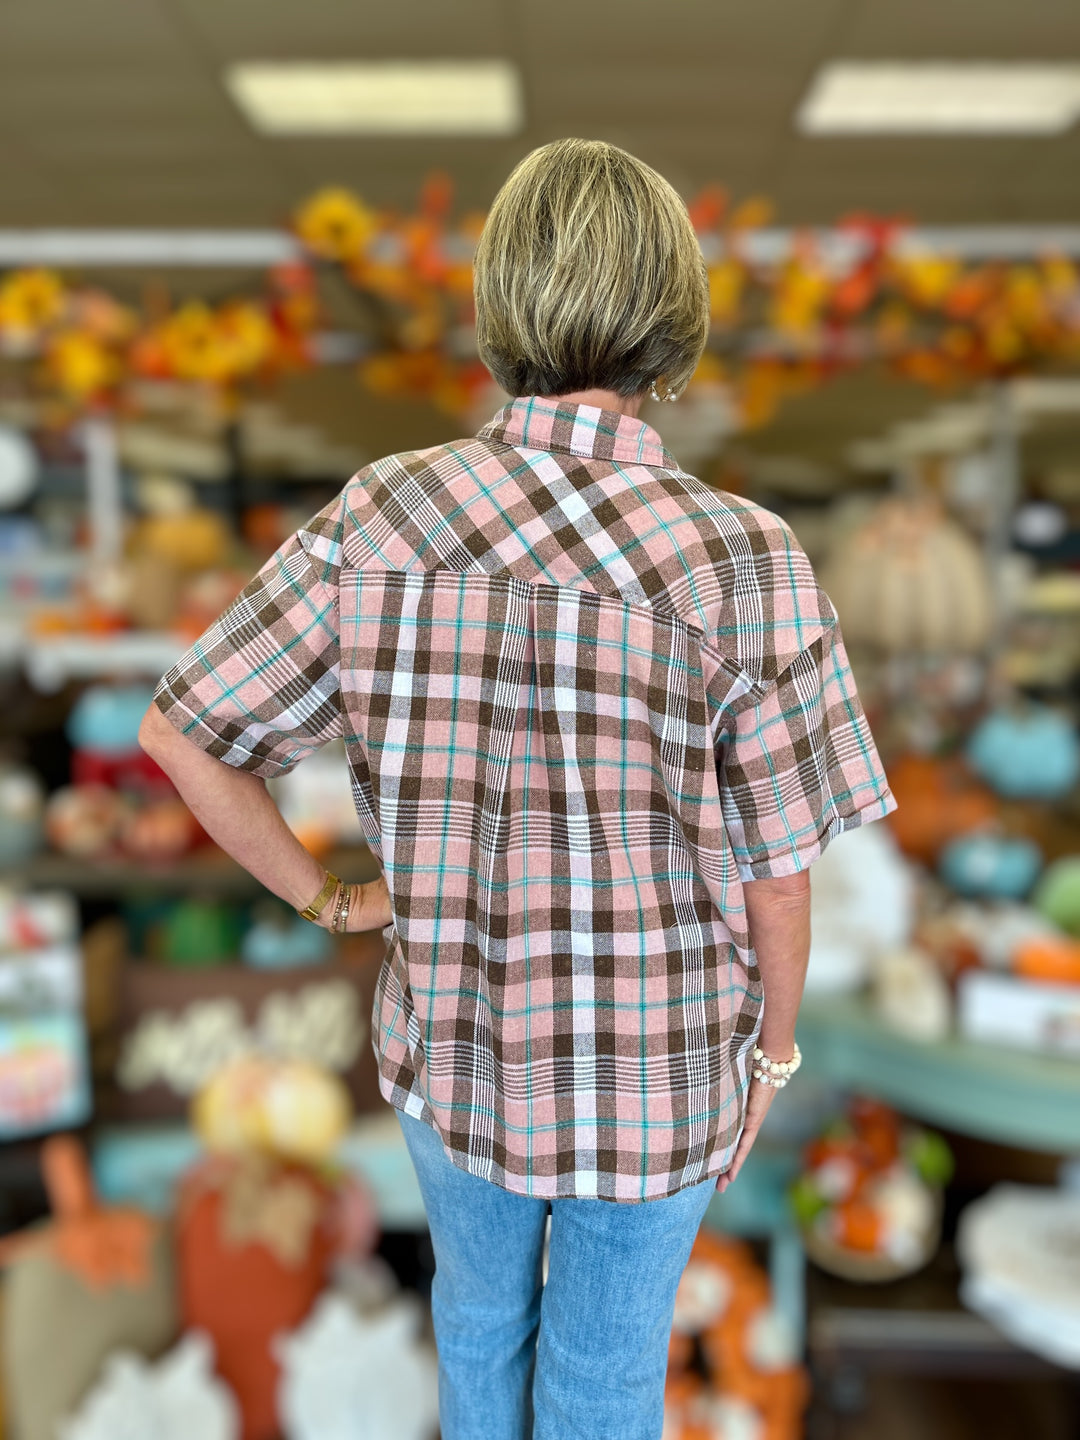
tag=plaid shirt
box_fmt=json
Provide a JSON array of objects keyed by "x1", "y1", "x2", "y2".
[{"x1": 154, "y1": 397, "x2": 896, "y2": 1202}]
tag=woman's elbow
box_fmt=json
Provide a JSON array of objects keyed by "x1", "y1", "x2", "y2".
[{"x1": 138, "y1": 702, "x2": 177, "y2": 763}]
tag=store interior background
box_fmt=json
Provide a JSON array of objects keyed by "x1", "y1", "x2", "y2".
[{"x1": 1, "y1": 2, "x2": 1079, "y2": 1438}]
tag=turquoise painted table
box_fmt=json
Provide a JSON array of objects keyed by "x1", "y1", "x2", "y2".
[
  {"x1": 703, "y1": 991, "x2": 1080, "y2": 1347},
  {"x1": 796, "y1": 994, "x2": 1080, "y2": 1154}
]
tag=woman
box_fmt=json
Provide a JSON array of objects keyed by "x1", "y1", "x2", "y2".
[{"x1": 141, "y1": 138, "x2": 896, "y2": 1440}]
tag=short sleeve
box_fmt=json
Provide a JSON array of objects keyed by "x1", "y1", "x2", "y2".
[
  {"x1": 716, "y1": 620, "x2": 897, "y2": 882},
  {"x1": 152, "y1": 498, "x2": 345, "y2": 779}
]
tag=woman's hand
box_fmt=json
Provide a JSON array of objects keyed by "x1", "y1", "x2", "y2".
[
  {"x1": 311, "y1": 875, "x2": 393, "y2": 933},
  {"x1": 345, "y1": 876, "x2": 393, "y2": 933},
  {"x1": 715, "y1": 1077, "x2": 777, "y2": 1194}
]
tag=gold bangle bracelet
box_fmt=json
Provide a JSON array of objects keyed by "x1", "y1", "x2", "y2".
[
  {"x1": 332, "y1": 882, "x2": 351, "y2": 935},
  {"x1": 297, "y1": 870, "x2": 341, "y2": 923}
]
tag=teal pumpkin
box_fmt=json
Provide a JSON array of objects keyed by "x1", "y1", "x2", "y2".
[
  {"x1": 966, "y1": 704, "x2": 1080, "y2": 800},
  {"x1": 66, "y1": 684, "x2": 157, "y2": 755},
  {"x1": 1032, "y1": 857, "x2": 1080, "y2": 938},
  {"x1": 241, "y1": 907, "x2": 332, "y2": 969},
  {"x1": 939, "y1": 833, "x2": 1042, "y2": 900}
]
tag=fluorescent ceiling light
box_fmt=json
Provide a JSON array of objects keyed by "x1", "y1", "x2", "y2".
[
  {"x1": 798, "y1": 62, "x2": 1080, "y2": 135},
  {"x1": 225, "y1": 60, "x2": 523, "y2": 135}
]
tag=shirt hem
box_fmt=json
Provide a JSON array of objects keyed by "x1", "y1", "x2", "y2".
[{"x1": 378, "y1": 1073, "x2": 734, "y2": 1204}]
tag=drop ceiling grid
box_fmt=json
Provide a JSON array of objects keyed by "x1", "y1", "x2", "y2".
[
  {"x1": 171, "y1": 0, "x2": 516, "y2": 60},
  {"x1": 839, "y1": 0, "x2": 1080, "y2": 56},
  {"x1": 0, "y1": 0, "x2": 1075, "y2": 223}
]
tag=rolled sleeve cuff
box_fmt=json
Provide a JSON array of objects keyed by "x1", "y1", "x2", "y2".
[
  {"x1": 152, "y1": 680, "x2": 298, "y2": 780},
  {"x1": 734, "y1": 787, "x2": 898, "y2": 883}
]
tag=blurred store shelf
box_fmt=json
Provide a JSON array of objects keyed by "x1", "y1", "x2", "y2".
[
  {"x1": 804, "y1": 1242, "x2": 1072, "y2": 1440},
  {"x1": 19, "y1": 632, "x2": 186, "y2": 691},
  {"x1": 798, "y1": 995, "x2": 1080, "y2": 1153},
  {"x1": 3, "y1": 844, "x2": 382, "y2": 897}
]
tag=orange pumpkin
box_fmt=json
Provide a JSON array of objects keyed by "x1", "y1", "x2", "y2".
[
  {"x1": 1013, "y1": 934, "x2": 1080, "y2": 986},
  {"x1": 835, "y1": 1199, "x2": 883, "y2": 1253},
  {"x1": 885, "y1": 754, "x2": 999, "y2": 865},
  {"x1": 668, "y1": 1229, "x2": 807, "y2": 1440}
]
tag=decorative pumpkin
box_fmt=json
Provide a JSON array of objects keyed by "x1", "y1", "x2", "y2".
[
  {"x1": 241, "y1": 903, "x2": 333, "y2": 970},
  {"x1": 1013, "y1": 934, "x2": 1080, "y2": 986},
  {"x1": 57, "y1": 1332, "x2": 238, "y2": 1440},
  {"x1": 939, "y1": 900, "x2": 1060, "y2": 971},
  {"x1": 884, "y1": 754, "x2": 998, "y2": 866},
  {"x1": 127, "y1": 507, "x2": 231, "y2": 574},
  {"x1": 66, "y1": 683, "x2": 155, "y2": 755},
  {"x1": 193, "y1": 1056, "x2": 351, "y2": 1165},
  {"x1": 0, "y1": 1137, "x2": 177, "y2": 1440},
  {"x1": 789, "y1": 1100, "x2": 952, "y2": 1283},
  {"x1": 939, "y1": 832, "x2": 1043, "y2": 900},
  {"x1": 119, "y1": 797, "x2": 200, "y2": 864},
  {"x1": 820, "y1": 496, "x2": 993, "y2": 654},
  {"x1": 872, "y1": 946, "x2": 953, "y2": 1042},
  {"x1": 665, "y1": 1229, "x2": 808, "y2": 1440},
  {"x1": 275, "y1": 1293, "x2": 439, "y2": 1440},
  {"x1": 160, "y1": 900, "x2": 244, "y2": 967},
  {"x1": 1032, "y1": 856, "x2": 1080, "y2": 938},
  {"x1": 966, "y1": 703, "x2": 1080, "y2": 800},
  {"x1": 806, "y1": 822, "x2": 915, "y2": 994},
  {"x1": 45, "y1": 784, "x2": 130, "y2": 859}
]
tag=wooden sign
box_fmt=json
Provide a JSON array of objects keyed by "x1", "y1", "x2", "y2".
[{"x1": 104, "y1": 933, "x2": 388, "y2": 1122}]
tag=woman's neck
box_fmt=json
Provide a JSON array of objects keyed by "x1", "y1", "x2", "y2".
[{"x1": 536, "y1": 388, "x2": 644, "y2": 419}]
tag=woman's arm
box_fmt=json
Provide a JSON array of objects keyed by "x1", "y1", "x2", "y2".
[
  {"x1": 716, "y1": 867, "x2": 810, "y2": 1191},
  {"x1": 138, "y1": 704, "x2": 392, "y2": 932}
]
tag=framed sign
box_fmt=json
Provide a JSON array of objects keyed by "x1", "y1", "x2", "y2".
[
  {"x1": 106, "y1": 933, "x2": 388, "y2": 1121},
  {"x1": 0, "y1": 944, "x2": 92, "y2": 1139}
]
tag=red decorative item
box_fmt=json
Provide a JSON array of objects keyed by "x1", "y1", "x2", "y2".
[{"x1": 71, "y1": 746, "x2": 166, "y2": 793}]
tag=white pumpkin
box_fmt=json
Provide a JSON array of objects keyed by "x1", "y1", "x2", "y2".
[
  {"x1": 275, "y1": 1293, "x2": 439, "y2": 1440},
  {"x1": 820, "y1": 496, "x2": 993, "y2": 654},
  {"x1": 58, "y1": 1332, "x2": 238, "y2": 1440},
  {"x1": 806, "y1": 824, "x2": 916, "y2": 995}
]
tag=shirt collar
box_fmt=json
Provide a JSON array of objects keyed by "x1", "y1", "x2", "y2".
[{"x1": 476, "y1": 396, "x2": 679, "y2": 470}]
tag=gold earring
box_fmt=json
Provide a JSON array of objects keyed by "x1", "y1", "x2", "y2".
[{"x1": 649, "y1": 377, "x2": 677, "y2": 403}]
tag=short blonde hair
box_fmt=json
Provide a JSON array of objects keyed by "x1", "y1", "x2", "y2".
[{"x1": 473, "y1": 138, "x2": 710, "y2": 400}]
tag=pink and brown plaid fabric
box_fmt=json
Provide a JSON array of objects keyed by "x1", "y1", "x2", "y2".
[{"x1": 154, "y1": 397, "x2": 896, "y2": 1201}]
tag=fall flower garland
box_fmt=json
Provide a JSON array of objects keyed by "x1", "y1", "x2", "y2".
[{"x1": 1, "y1": 175, "x2": 1078, "y2": 428}]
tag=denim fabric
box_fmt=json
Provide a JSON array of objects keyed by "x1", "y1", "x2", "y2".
[{"x1": 397, "y1": 1108, "x2": 716, "y2": 1440}]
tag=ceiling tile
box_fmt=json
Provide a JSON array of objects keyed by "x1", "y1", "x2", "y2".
[
  {"x1": 171, "y1": 0, "x2": 514, "y2": 60},
  {"x1": 516, "y1": 0, "x2": 848, "y2": 63},
  {"x1": 838, "y1": 0, "x2": 1080, "y2": 57},
  {"x1": 0, "y1": 0, "x2": 181, "y2": 64}
]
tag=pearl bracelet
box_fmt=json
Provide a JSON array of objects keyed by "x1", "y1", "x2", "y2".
[{"x1": 751, "y1": 1040, "x2": 802, "y2": 1088}]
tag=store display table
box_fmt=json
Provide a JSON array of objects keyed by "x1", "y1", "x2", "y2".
[
  {"x1": 93, "y1": 1107, "x2": 426, "y2": 1229},
  {"x1": 797, "y1": 993, "x2": 1080, "y2": 1154}
]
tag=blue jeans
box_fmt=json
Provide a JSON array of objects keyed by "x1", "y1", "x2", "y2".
[{"x1": 397, "y1": 1109, "x2": 716, "y2": 1440}]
